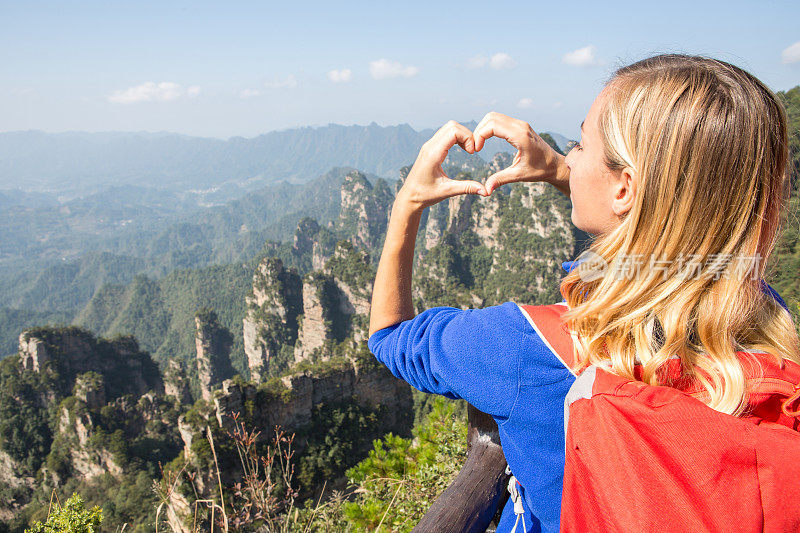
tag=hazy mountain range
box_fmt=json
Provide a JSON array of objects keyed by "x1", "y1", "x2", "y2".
[{"x1": 0, "y1": 123, "x2": 572, "y2": 202}]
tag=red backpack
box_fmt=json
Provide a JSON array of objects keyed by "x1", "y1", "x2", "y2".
[{"x1": 520, "y1": 303, "x2": 800, "y2": 532}]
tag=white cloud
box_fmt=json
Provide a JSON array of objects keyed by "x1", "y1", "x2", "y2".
[
  {"x1": 517, "y1": 98, "x2": 534, "y2": 109},
  {"x1": 264, "y1": 74, "x2": 297, "y2": 89},
  {"x1": 489, "y1": 53, "x2": 517, "y2": 70},
  {"x1": 563, "y1": 45, "x2": 601, "y2": 67},
  {"x1": 782, "y1": 42, "x2": 800, "y2": 64},
  {"x1": 327, "y1": 68, "x2": 353, "y2": 83},
  {"x1": 466, "y1": 55, "x2": 488, "y2": 69},
  {"x1": 369, "y1": 59, "x2": 419, "y2": 79},
  {"x1": 553, "y1": 101, "x2": 563, "y2": 109},
  {"x1": 239, "y1": 88, "x2": 261, "y2": 99},
  {"x1": 107, "y1": 82, "x2": 199, "y2": 104}
]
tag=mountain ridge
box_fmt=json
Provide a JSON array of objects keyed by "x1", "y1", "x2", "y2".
[{"x1": 0, "y1": 124, "x2": 571, "y2": 200}]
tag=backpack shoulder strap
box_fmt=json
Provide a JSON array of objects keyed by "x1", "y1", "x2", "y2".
[{"x1": 517, "y1": 302, "x2": 577, "y2": 376}]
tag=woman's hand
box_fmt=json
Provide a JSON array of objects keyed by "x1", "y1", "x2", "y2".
[
  {"x1": 396, "y1": 120, "x2": 489, "y2": 211},
  {"x1": 473, "y1": 112, "x2": 569, "y2": 195}
]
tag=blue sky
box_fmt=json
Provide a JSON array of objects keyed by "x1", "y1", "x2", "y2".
[{"x1": 2, "y1": 0, "x2": 800, "y2": 140}]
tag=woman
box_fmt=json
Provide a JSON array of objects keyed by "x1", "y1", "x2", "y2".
[{"x1": 368, "y1": 54, "x2": 800, "y2": 532}]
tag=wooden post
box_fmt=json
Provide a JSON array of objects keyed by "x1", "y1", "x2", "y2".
[{"x1": 412, "y1": 404, "x2": 510, "y2": 533}]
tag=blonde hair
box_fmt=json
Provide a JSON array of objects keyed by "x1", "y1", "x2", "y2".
[{"x1": 560, "y1": 54, "x2": 800, "y2": 416}]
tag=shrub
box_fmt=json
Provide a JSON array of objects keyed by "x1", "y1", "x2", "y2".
[{"x1": 24, "y1": 492, "x2": 102, "y2": 533}]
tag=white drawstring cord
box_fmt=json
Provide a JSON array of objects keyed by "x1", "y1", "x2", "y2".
[{"x1": 506, "y1": 465, "x2": 527, "y2": 533}]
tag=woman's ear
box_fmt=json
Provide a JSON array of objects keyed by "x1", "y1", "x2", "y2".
[{"x1": 611, "y1": 166, "x2": 637, "y2": 217}]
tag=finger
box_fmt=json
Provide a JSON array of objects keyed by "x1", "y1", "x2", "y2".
[
  {"x1": 455, "y1": 134, "x2": 475, "y2": 154},
  {"x1": 472, "y1": 113, "x2": 493, "y2": 152},
  {"x1": 474, "y1": 120, "x2": 521, "y2": 153},
  {"x1": 473, "y1": 112, "x2": 511, "y2": 151},
  {"x1": 484, "y1": 167, "x2": 523, "y2": 194},
  {"x1": 473, "y1": 112, "x2": 527, "y2": 152},
  {"x1": 441, "y1": 178, "x2": 488, "y2": 197},
  {"x1": 428, "y1": 121, "x2": 475, "y2": 163},
  {"x1": 442, "y1": 121, "x2": 475, "y2": 154}
]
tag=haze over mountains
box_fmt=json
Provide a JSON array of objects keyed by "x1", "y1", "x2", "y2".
[{"x1": 0, "y1": 123, "x2": 572, "y2": 202}]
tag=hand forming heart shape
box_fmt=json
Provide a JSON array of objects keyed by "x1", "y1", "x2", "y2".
[
  {"x1": 396, "y1": 112, "x2": 565, "y2": 211},
  {"x1": 473, "y1": 112, "x2": 565, "y2": 195}
]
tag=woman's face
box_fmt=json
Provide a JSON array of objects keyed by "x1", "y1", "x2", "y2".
[{"x1": 564, "y1": 86, "x2": 633, "y2": 236}]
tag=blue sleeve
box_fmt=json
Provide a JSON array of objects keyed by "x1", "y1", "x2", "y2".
[
  {"x1": 367, "y1": 301, "x2": 531, "y2": 422},
  {"x1": 761, "y1": 280, "x2": 790, "y2": 313}
]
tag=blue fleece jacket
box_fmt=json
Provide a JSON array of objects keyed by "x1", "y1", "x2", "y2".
[{"x1": 367, "y1": 259, "x2": 791, "y2": 533}]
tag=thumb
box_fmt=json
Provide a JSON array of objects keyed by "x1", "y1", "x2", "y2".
[
  {"x1": 484, "y1": 166, "x2": 522, "y2": 195},
  {"x1": 442, "y1": 178, "x2": 488, "y2": 197}
]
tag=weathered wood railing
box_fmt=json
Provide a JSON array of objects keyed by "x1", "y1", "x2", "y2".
[{"x1": 412, "y1": 404, "x2": 510, "y2": 532}]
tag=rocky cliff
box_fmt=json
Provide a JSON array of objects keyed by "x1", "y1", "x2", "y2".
[
  {"x1": 195, "y1": 309, "x2": 235, "y2": 401},
  {"x1": 0, "y1": 326, "x2": 175, "y2": 522},
  {"x1": 410, "y1": 173, "x2": 575, "y2": 309},
  {"x1": 214, "y1": 357, "x2": 411, "y2": 437},
  {"x1": 164, "y1": 358, "x2": 192, "y2": 405},
  {"x1": 334, "y1": 170, "x2": 393, "y2": 252},
  {"x1": 168, "y1": 347, "x2": 413, "y2": 528},
  {"x1": 17, "y1": 326, "x2": 163, "y2": 400},
  {"x1": 243, "y1": 239, "x2": 373, "y2": 372},
  {"x1": 242, "y1": 257, "x2": 302, "y2": 381}
]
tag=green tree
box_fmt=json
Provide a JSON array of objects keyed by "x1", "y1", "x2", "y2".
[
  {"x1": 340, "y1": 396, "x2": 468, "y2": 532},
  {"x1": 24, "y1": 493, "x2": 102, "y2": 533}
]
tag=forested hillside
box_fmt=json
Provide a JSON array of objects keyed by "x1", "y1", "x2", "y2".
[
  {"x1": 0, "y1": 135, "x2": 517, "y2": 357},
  {"x1": 0, "y1": 167, "x2": 364, "y2": 356},
  {"x1": 0, "y1": 140, "x2": 556, "y2": 359},
  {"x1": 0, "y1": 166, "x2": 356, "y2": 310},
  {"x1": 75, "y1": 265, "x2": 254, "y2": 375},
  {"x1": 66, "y1": 140, "x2": 574, "y2": 375},
  {"x1": 772, "y1": 87, "x2": 800, "y2": 325}
]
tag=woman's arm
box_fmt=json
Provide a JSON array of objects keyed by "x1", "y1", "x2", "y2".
[
  {"x1": 369, "y1": 114, "x2": 571, "y2": 336},
  {"x1": 367, "y1": 195, "x2": 423, "y2": 335},
  {"x1": 369, "y1": 121, "x2": 488, "y2": 336},
  {"x1": 366, "y1": 117, "x2": 576, "y2": 421}
]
